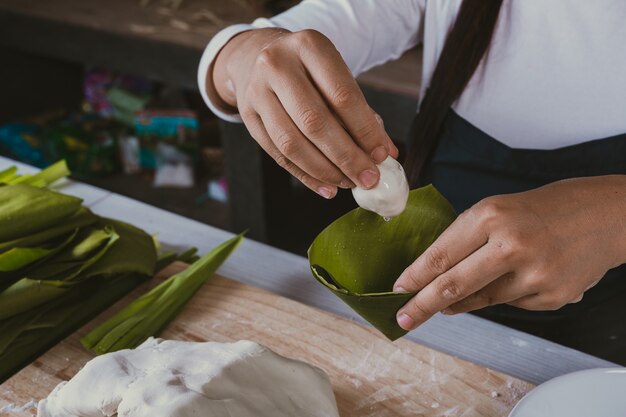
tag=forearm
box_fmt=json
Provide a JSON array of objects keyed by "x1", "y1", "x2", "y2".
[
  {"x1": 590, "y1": 174, "x2": 626, "y2": 266},
  {"x1": 212, "y1": 29, "x2": 285, "y2": 109}
]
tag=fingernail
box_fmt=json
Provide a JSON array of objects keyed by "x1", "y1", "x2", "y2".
[
  {"x1": 397, "y1": 313, "x2": 414, "y2": 330},
  {"x1": 340, "y1": 179, "x2": 355, "y2": 189},
  {"x1": 358, "y1": 169, "x2": 378, "y2": 188},
  {"x1": 371, "y1": 146, "x2": 388, "y2": 164},
  {"x1": 317, "y1": 186, "x2": 334, "y2": 199},
  {"x1": 393, "y1": 285, "x2": 407, "y2": 293},
  {"x1": 390, "y1": 143, "x2": 400, "y2": 158},
  {"x1": 441, "y1": 308, "x2": 453, "y2": 315}
]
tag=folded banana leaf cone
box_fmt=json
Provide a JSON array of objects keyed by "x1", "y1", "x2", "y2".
[{"x1": 308, "y1": 185, "x2": 456, "y2": 341}]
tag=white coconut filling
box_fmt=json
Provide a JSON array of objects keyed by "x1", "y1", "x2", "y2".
[{"x1": 352, "y1": 156, "x2": 409, "y2": 218}]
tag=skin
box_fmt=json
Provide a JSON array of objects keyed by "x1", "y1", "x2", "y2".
[
  {"x1": 394, "y1": 176, "x2": 626, "y2": 331},
  {"x1": 211, "y1": 28, "x2": 398, "y2": 199},
  {"x1": 210, "y1": 28, "x2": 626, "y2": 331}
]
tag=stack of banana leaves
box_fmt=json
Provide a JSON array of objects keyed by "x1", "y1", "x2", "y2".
[{"x1": 0, "y1": 161, "x2": 158, "y2": 382}]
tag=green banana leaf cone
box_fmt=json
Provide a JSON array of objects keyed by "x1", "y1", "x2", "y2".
[{"x1": 308, "y1": 185, "x2": 456, "y2": 341}]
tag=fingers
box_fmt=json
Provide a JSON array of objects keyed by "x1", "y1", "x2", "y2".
[
  {"x1": 508, "y1": 291, "x2": 584, "y2": 311},
  {"x1": 445, "y1": 268, "x2": 593, "y2": 315},
  {"x1": 255, "y1": 92, "x2": 353, "y2": 189},
  {"x1": 444, "y1": 272, "x2": 525, "y2": 314},
  {"x1": 393, "y1": 209, "x2": 489, "y2": 293},
  {"x1": 396, "y1": 241, "x2": 510, "y2": 331},
  {"x1": 294, "y1": 30, "x2": 397, "y2": 161},
  {"x1": 373, "y1": 113, "x2": 400, "y2": 159},
  {"x1": 270, "y1": 70, "x2": 380, "y2": 189},
  {"x1": 241, "y1": 110, "x2": 338, "y2": 198}
]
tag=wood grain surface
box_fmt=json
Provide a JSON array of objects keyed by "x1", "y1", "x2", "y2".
[{"x1": 0, "y1": 263, "x2": 533, "y2": 416}]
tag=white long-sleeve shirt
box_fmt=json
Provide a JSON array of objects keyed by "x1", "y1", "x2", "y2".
[{"x1": 198, "y1": 0, "x2": 626, "y2": 149}]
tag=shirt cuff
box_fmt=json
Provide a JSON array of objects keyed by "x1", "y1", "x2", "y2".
[{"x1": 197, "y1": 23, "x2": 255, "y2": 123}]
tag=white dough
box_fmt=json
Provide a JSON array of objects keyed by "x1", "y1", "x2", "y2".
[
  {"x1": 352, "y1": 156, "x2": 409, "y2": 218},
  {"x1": 37, "y1": 338, "x2": 339, "y2": 417}
]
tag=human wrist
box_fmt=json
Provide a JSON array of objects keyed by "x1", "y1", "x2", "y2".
[
  {"x1": 213, "y1": 28, "x2": 290, "y2": 109},
  {"x1": 212, "y1": 30, "x2": 255, "y2": 109}
]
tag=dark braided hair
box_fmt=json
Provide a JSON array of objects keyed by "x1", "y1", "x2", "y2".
[{"x1": 404, "y1": 0, "x2": 505, "y2": 185}]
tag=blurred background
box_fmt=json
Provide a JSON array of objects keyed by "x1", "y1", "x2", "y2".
[{"x1": 0, "y1": 0, "x2": 420, "y2": 255}]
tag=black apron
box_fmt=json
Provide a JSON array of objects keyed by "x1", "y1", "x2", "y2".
[{"x1": 417, "y1": 110, "x2": 626, "y2": 363}]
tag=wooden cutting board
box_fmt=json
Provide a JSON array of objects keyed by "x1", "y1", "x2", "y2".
[{"x1": 0, "y1": 263, "x2": 534, "y2": 416}]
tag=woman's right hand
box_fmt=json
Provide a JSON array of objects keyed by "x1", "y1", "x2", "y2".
[{"x1": 210, "y1": 28, "x2": 399, "y2": 199}]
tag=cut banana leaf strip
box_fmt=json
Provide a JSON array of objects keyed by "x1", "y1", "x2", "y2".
[
  {"x1": 0, "y1": 278, "x2": 67, "y2": 321},
  {"x1": 0, "y1": 184, "x2": 82, "y2": 242},
  {"x1": 0, "y1": 166, "x2": 17, "y2": 184},
  {"x1": 0, "y1": 272, "x2": 148, "y2": 383},
  {"x1": 0, "y1": 230, "x2": 80, "y2": 294},
  {"x1": 177, "y1": 247, "x2": 200, "y2": 264},
  {"x1": 0, "y1": 247, "x2": 52, "y2": 273},
  {"x1": 82, "y1": 233, "x2": 244, "y2": 354},
  {"x1": 0, "y1": 228, "x2": 120, "y2": 319},
  {"x1": 154, "y1": 247, "x2": 199, "y2": 272},
  {"x1": 308, "y1": 185, "x2": 456, "y2": 341},
  {"x1": 4, "y1": 160, "x2": 70, "y2": 187},
  {"x1": 25, "y1": 227, "x2": 119, "y2": 283},
  {"x1": 0, "y1": 207, "x2": 97, "y2": 254},
  {"x1": 79, "y1": 219, "x2": 158, "y2": 279}
]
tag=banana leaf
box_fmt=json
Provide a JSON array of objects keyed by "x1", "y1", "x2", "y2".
[
  {"x1": 0, "y1": 220, "x2": 158, "y2": 320},
  {"x1": 78, "y1": 219, "x2": 158, "y2": 279},
  {"x1": 0, "y1": 184, "x2": 82, "y2": 242},
  {"x1": 23, "y1": 227, "x2": 119, "y2": 283},
  {"x1": 308, "y1": 185, "x2": 456, "y2": 341},
  {"x1": 155, "y1": 248, "x2": 200, "y2": 271},
  {"x1": 82, "y1": 233, "x2": 244, "y2": 354},
  {"x1": 0, "y1": 230, "x2": 80, "y2": 293},
  {"x1": 1, "y1": 160, "x2": 70, "y2": 187},
  {"x1": 0, "y1": 166, "x2": 17, "y2": 184},
  {"x1": 0, "y1": 272, "x2": 148, "y2": 384},
  {"x1": 0, "y1": 161, "x2": 161, "y2": 382},
  {"x1": 0, "y1": 228, "x2": 119, "y2": 320},
  {"x1": 0, "y1": 247, "x2": 52, "y2": 272},
  {"x1": 0, "y1": 207, "x2": 97, "y2": 254}
]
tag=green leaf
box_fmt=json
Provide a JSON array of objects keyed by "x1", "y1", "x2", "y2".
[
  {"x1": 0, "y1": 184, "x2": 82, "y2": 242},
  {"x1": 0, "y1": 227, "x2": 122, "y2": 320},
  {"x1": 0, "y1": 247, "x2": 52, "y2": 272},
  {"x1": 78, "y1": 219, "x2": 157, "y2": 279},
  {"x1": 0, "y1": 230, "x2": 80, "y2": 294},
  {"x1": 24, "y1": 227, "x2": 119, "y2": 283},
  {"x1": 5, "y1": 160, "x2": 70, "y2": 187},
  {"x1": 0, "y1": 166, "x2": 17, "y2": 184},
  {"x1": 0, "y1": 279, "x2": 67, "y2": 321},
  {"x1": 82, "y1": 234, "x2": 244, "y2": 354},
  {"x1": 0, "y1": 272, "x2": 148, "y2": 383},
  {"x1": 0, "y1": 207, "x2": 97, "y2": 254},
  {"x1": 308, "y1": 185, "x2": 456, "y2": 341}
]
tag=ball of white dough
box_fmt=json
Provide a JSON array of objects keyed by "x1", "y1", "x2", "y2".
[
  {"x1": 352, "y1": 156, "x2": 409, "y2": 218},
  {"x1": 37, "y1": 338, "x2": 339, "y2": 417}
]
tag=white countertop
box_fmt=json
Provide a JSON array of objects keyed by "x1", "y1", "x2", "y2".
[{"x1": 1, "y1": 156, "x2": 615, "y2": 384}]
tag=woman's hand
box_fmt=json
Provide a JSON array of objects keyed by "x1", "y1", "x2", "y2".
[
  {"x1": 393, "y1": 176, "x2": 626, "y2": 331},
  {"x1": 210, "y1": 28, "x2": 398, "y2": 199}
]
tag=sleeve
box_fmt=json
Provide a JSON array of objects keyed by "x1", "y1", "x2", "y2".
[{"x1": 198, "y1": 0, "x2": 427, "y2": 122}]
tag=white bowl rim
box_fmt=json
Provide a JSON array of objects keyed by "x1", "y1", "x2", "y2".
[{"x1": 509, "y1": 367, "x2": 626, "y2": 417}]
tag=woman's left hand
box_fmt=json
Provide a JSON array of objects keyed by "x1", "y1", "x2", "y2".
[{"x1": 393, "y1": 175, "x2": 626, "y2": 331}]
